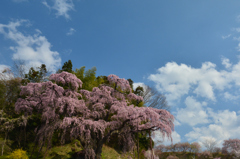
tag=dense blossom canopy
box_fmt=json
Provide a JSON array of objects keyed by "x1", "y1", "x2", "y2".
[
  {"x1": 15, "y1": 71, "x2": 174, "y2": 159},
  {"x1": 49, "y1": 71, "x2": 82, "y2": 90},
  {"x1": 108, "y1": 74, "x2": 132, "y2": 92}
]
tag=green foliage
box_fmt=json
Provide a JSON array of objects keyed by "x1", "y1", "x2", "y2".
[
  {"x1": 101, "y1": 144, "x2": 139, "y2": 159},
  {"x1": 61, "y1": 60, "x2": 73, "y2": 73},
  {"x1": 0, "y1": 81, "x2": 6, "y2": 109},
  {"x1": 138, "y1": 132, "x2": 154, "y2": 150},
  {"x1": 134, "y1": 86, "x2": 144, "y2": 96},
  {"x1": 21, "y1": 64, "x2": 47, "y2": 85},
  {"x1": 127, "y1": 79, "x2": 133, "y2": 90},
  {"x1": 0, "y1": 62, "x2": 154, "y2": 158},
  {"x1": 47, "y1": 143, "x2": 82, "y2": 159},
  {"x1": 74, "y1": 66, "x2": 104, "y2": 91},
  {"x1": 7, "y1": 149, "x2": 28, "y2": 159},
  {"x1": 0, "y1": 66, "x2": 46, "y2": 155},
  {"x1": 101, "y1": 153, "x2": 106, "y2": 159},
  {"x1": 0, "y1": 78, "x2": 22, "y2": 116},
  {"x1": 131, "y1": 100, "x2": 144, "y2": 107}
]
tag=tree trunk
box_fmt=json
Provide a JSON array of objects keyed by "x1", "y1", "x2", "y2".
[
  {"x1": 95, "y1": 140, "x2": 104, "y2": 159},
  {"x1": 37, "y1": 137, "x2": 45, "y2": 159},
  {"x1": 137, "y1": 124, "x2": 139, "y2": 159},
  {"x1": 1, "y1": 132, "x2": 7, "y2": 156},
  {"x1": 149, "y1": 130, "x2": 153, "y2": 159},
  {"x1": 43, "y1": 137, "x2": 50, "y2": 159}
]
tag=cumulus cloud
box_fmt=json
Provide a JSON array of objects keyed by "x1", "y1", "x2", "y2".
[
  {"x1": 224, "y1": 92, "x2": 239, "y2": 101},
  {"x1": 66, "y1": 27, "x2": 76, "y2": 36},
  {"x1": 221, "y1": 57, "x2": 232, "y2": 69},
  {"x1": 176, "y1": 96, "x2": 209, "y2": 126},
  {"x1": 174, "y1": 119, "x2": 181, "y2": 126},
  {"x1": 0, "y1": 20, "x2": 61, "y2": 73},
  {"x1": 148, "y1": 62, "x2": 230, "y2": 104},
  {"x1": 185, "y1": 109, "x2": 240, "y2": 147},
  {"x1": 153, "y1": 131, "x2": 181, "y2": 146},
  {"x1": 42, "y1": 0, "x2": 74, "y2": 19},
  {"x1": 147, "y1": 58, "x2": 240, "y2": 143},
  {"x1": 133, "y1": 82, "x2": 148, "y2": 92}
]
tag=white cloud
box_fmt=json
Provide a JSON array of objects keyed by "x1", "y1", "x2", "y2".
[
  {"x1": 0, "y1": 20, "x2": 61, "y2": 73},
  {"x1": 222, "y1": 34, "x2": 231, "y2": 39},
  {"x1": 208, "y1": 109, "x2": 240, "y2": 129},
  {"x1": 148, "y1": 62, "x2": 229, "y2": 104},
  {"x1": 132, "y1": 82, "x2": 154, "y2": 103},
  {"x1": 176, "y1": 96, "x2": 209, "y2": 126},
  {"x1": 185, "y1": 109, "x2": 240, "y2": 148},
  {"x1": 221, "y1": 57, "x2": 232, "y2": 69},
  {"x1": 224, "y1": 92, "x2": 239, "y2": 101},
  {"x1": 42, "y1": 1, "x2": 51, "y2": 9},
  {"x1": 185, "y1": 126, "x2": 230, "y2": 148},
  {"x1": 232, "y1": 28, "x2": 240, "y2": 51},
  {"x1": 153, "y1": 131, "x2": 181, "y2": 146},
  {"x1": 0, "y1": 65, "x2": 14, "y2": 80},
  {"x1": 66, "y1": 27, "x2": 76, "y2": 36},
  {"x1": 0, "y1": 65, "x2": 10, "y2": 73},
  {"x1": 194, "y1": 81, "x2": 216, "y2": 101},
  {"x1": 174, "y1": 119, "x2": 181, "y2": 126},
  {"x1": 133, "y1": 82, "x2": 148, "y2": 91},
  {"x1": 42, "y1": 0, "x2": 74, "y2": 19}
]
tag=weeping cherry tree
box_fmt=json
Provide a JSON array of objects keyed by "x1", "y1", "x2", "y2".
[{"x1": 15, "y1": 72, "x2": 174, "y2": 159}]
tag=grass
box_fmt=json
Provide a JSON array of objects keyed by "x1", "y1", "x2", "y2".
[
  {"x1": 44, "y1": 143, "x2": 82, "y2": 159},
  {"x1": 45, "y1": 144, "x2": 137, "y2": 159},
  {"x1": 101, "y1": 144, "x2": 141, "y2": 159},
  {"x1": 0, "y1": 137, "x2": 138, "y2": 159},
  {"x1": 101, "y1": 144, "x2": 123, "y2": 159}
]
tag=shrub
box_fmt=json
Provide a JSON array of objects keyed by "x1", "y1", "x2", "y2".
[{"x1": 7, "y1": 149, "x2": 28, "y2": 159}]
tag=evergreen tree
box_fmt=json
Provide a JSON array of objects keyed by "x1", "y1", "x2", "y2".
[
  {"x1": 127, "y1": 79, "x2": 134, "y2": 90},
  {"x1": 61, "y1": 60, "x2": 73, "y2": 73},
  {"x1": 21, "y1": 64, "x2": 48, "y2": 85}
]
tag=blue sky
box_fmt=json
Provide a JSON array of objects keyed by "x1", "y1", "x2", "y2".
[{"x1": 1, "y1": 0, "x2": 240, "y2": 148}]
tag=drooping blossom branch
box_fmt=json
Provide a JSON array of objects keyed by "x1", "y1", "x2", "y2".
[{"x1": 15, "y1": 72, "x2": 174, "y2": 159}]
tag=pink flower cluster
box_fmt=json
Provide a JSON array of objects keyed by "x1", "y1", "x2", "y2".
[
  {"x1": 49, "y1": 71, "x2": 83, "y2": 90},
  {"x1": 15, "y1": 72, "x2": 174, "y2": 159},
  {"x1": 108, "y1": 74, "x2": 132, "y2": 92}
]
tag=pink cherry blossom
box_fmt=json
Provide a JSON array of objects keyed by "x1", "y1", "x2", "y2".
[{"x1": 15, "y1": 72, "x2": 174, "y2": 159}]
